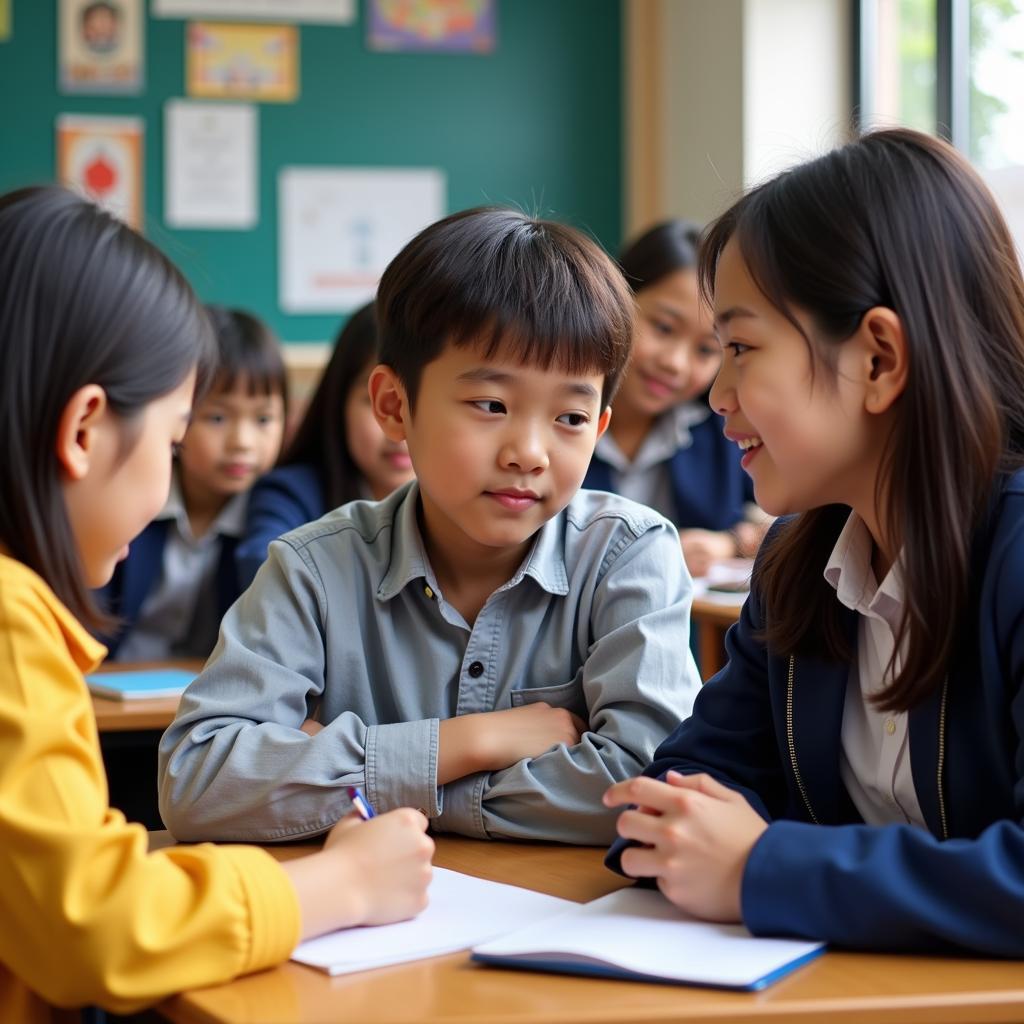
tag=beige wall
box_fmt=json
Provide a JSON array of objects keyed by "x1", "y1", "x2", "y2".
[{"x1": 624, "y1": 0, "x2": 854, "y2": 238}]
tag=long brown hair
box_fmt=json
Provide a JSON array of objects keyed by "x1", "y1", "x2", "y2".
[
  {"x1": 699, "y1": 129, "x2": 1024, "y2": 711},
  {"x1": 0, "y1": 187, "x2": 212, "y2": 628}
]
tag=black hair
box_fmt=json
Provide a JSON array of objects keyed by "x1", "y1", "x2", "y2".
[
  {"x1": 376, "y1": 207, "x2": 635, "y2": 410},
  {"x1": 618, "y1": 219, "x2": 702, "y2": 292},
  {"x1": 278, "y1": 301, "x2": 379, "y2": 509},
  {"x1": 0, "y1": 186, "x2": 213, "y2": 628},
  {"x1": 203, "y1": 306, "x2": 288, "y2": 418}
]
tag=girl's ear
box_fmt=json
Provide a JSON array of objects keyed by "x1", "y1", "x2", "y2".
[
  {"x1": 55, "y1": 385, "x2": 109, "y2": 481},
  {"x1": 368, "y1": 364, "x2": 410, "y2": 442},
  {"x1": 858, "y1": 306, "x2": 909, "y2": 415}
]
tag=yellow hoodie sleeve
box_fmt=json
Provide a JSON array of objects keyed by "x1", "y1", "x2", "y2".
[{"x1": 0, "y1": 562, "x2": 301, "y2": 1015}]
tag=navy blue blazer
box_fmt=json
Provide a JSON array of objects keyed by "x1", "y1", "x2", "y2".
[
  {"x1": 236, "y1": 463, "x2": 325, "y2": 589},
  {"x1": 608, "y1": 470, "x2": 1024, "y2": 956},
  {"x1": 97, "y1": 519, "x2": 241, "y2": 660},
  {"x1": 584, "y1": 412, "x2": 753, "y2": 531}
]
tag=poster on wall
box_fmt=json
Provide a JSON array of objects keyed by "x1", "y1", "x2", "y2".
[
  {"x1": 279, "y1": 167, "x2": 446, "y2": 313},
  {"x1": 153, "y1": 0, "x2": 354, "y2": 23},
  {"x1": 59, "y1": 0, "x2": 144, "y2": 93},
  {"x1": 0, "y1": 0, "x2": 10, "y2": 42},
  {"x1": 187, "y1": 21, "x2": 298, "y2": 102},
  {"x1": 165, "y1": 100, "x2": 257, "y2": 229},
  {"x1": 367, "y1": 0, "x2": 496, "y2": 53},
  {"x1": 56, "y1": 114, "x2": 144, "y2": 229}
]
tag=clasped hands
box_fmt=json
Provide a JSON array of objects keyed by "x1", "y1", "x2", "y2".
[{"x1": 603, "y1": 771, "x2": 768, "y2": 923}]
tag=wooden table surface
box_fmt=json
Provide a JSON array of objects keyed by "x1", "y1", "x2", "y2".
[
  {"x1": 155, "y1": 836, "x2": 1024, "y2": 1024},
  {"x1": 690, "y1": 596, "x2": 744, "y2": 680}
]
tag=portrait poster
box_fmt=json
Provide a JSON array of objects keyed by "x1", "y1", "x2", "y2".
[
  {"x1": 367, "y1": 0, "x2": 496, "y2": 53},
  {"x1": 153, "y1": 0, "x2": 354, "y2": 23},
  {"x1": 187, "y1": 21, "x2": 298, "y2": 102},
  {"x1": 279, "y1": 166, "x2": 446, "y2": 313},
  {"x1": 56, "y1": 114, "x2": 144, "y2": 229},
  {"x1": 165, "y1": 100, "x2": 258, "y2": 229},
  {"x1": 59, "y1": 0, "x2": 144, "y2": 94}
]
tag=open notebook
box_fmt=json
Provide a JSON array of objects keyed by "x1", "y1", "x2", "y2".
[
  {"x1": 472, "y1": 886, "x2": 825, "y2": 991},
  {"x1": 292, "y1": 867, "x2": 571, "y2": 976}
]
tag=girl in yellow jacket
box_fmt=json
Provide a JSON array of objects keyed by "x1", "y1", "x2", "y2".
[{"x1": 0, "y1": 186, "x2": 434, "y2": 1022}]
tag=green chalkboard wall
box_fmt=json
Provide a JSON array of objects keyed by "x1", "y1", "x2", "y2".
[{"x1": 0, "y1": 1, "x2": 622, "y2": 342}]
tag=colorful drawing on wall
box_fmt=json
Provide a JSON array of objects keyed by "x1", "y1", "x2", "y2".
[
  {"x1": 58, "y1": 0, "x2": 144, "y2": 93},
  {"x1": 153, "y1": 0, "x2": 354, "y2": 22},
  {"x1": 367, "y1": 0, "x2": 496, "y2": 53},
  {"x1": 56, "y1": 114, "x2": 144, "y2": 229},
  {"x1": 0, "y1": 0, "x2": 10, "y2": 42},
  {"x1": 187, "y1": 21, "x2": 298, "y2": 101},
  {"x1": 279, "y1": 166, "x2": 446, "y2": 313}
]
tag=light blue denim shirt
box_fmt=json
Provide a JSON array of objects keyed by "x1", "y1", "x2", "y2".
[{"x1": 158, "y1": 482, "x2": 700, "y2": 844}]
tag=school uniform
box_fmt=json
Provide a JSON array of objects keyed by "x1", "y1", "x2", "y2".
[
  {"x1": 99, "y1": 478, "x2": 247, "y2": 661},
  {"x1": 607, "y1": 469, "x2": 1024, "y2": 955},
  {"x1": 0, "y1": 553, "x2": 299, "y2": 1021},
  {"x1": 584, "y1": 405, "x2": 753, "y2": 530},
  {"x1": 159, "y1": 481, "x2": 701, "y2": 845},
  {"x1": 236, "y1": 462, "x2": 325, "y2": 589}
]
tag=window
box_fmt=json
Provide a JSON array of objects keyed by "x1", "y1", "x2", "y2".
[{"x1": 858, "y1": 0, "x2": 1024, "y2": 249}]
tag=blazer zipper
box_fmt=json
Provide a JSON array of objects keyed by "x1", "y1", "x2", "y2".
[
  {"x1": 786, "y1": 655, "x2": 819, "y2": 823},
  {"x1": 787, "y1": 655, "x2": 951, "y2": 839}
]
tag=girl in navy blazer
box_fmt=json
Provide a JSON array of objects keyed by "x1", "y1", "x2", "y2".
[
  {"x1": 605, "y1": 128, "x2": 1024, "y2": 956},
  {"x1": 584, "y1": 220, "x2": 765, "y2": 576}
]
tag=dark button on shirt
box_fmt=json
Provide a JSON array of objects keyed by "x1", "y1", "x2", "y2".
[{"x1": 468, "y1": 660, "x2": 485, "y2": 678}]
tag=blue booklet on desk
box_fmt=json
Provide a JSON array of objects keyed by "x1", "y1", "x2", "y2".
[
  {"x1": 87, "y1": 669, "x2": 195, "y2": 701},
  {"x1": 472, "y1": 887, "x2": 825, "y2": 991}
]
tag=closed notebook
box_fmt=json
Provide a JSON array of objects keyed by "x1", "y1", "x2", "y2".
[
  {"x1": 86, "y1": 669, "x2": 195, "y2": 701},
  {"x1": 472, "y1": 886, "x2": 825, "y2": 991}
]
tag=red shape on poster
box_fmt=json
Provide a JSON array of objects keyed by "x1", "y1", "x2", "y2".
[{"x1": 84, "y1": 154, "x2": 117, "y2": 196}]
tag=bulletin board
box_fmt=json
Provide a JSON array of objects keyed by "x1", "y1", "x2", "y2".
[{"x1": 0, "y1": 1, "x2": 622, "y2": 343}]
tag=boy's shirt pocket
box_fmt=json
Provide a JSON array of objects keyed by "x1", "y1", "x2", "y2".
[{"x1": 510, "y1": 678, "x2": 588, "y2": 721}]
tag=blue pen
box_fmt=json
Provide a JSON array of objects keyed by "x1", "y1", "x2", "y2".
[{"x1": 347, "y1": 786, "x2": 376, "y2": 820}]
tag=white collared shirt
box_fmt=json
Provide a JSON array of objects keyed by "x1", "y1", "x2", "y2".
[
  {"x1": 823, "y1": 512, "x2": 927, "y2": 829},
  {"x1": 595, "y1": 403, "x2": 711, "y2": 521},
  {"x1": 115, "y1": 476, "x2": 247, "y2": 662}
]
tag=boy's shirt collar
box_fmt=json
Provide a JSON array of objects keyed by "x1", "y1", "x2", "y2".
[{"x1": 376, "y1": 481, "x2": 569, "y2": 605}]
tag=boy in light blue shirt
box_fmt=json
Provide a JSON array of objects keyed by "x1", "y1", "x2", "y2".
[{"x1": 159, "y1": 208, "x2": 701, "y2": 844}]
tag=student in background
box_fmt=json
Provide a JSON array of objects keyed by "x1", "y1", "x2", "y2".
[
  {"x1": 101, "y1": 305, "x2": 287, "y2": 661},
  {"x1": 159, "y1": 207, "x2": 701, "y2": 847},
  {"x1": 0, "y1": 186, "x2": 432, "y2": 1021},
  {"x1": 605, "y1": 129, "x2": 1024, "y2": 955},
  {"x1": 236, "y1": 301, "x2": 414, "y2": 588},
  {"x1": 584, "y1": 220, "x2": 766, "y2": 576}
]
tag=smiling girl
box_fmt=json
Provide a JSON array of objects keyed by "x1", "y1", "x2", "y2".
[{"x1": 605, "y1": 129, "x2": 1024, "y2": 955}]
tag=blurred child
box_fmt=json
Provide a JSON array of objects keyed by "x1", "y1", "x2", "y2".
[
  {"x1": 0, "y1": 186, "x2": 432, "y2": 1021},
  {"x1": 159, "y1": 207, "x2": 701, "y2": 846},
  {"x1": 236, "y1": 301, "x2": 414, "y2": 588},
  {"x1": 102, "y1": 306, "x2": 287, "y2": 660},
  {"x1": 605, "y1": 130, "x2": 1024, "y2": 955},
  {"x1": 584, "y1": 220, "x2": 767, "y2": 576}
]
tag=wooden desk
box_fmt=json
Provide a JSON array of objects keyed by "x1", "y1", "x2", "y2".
[
  {"x1": 156, "y1": 837, "x2": 1024, "y2": 1024},
  {"x1": 90, "y1": 660, "x2": 199, "y2": 733},
  {"x1": 691, "y1": 596, "x2": 743, "y2": 680}
]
